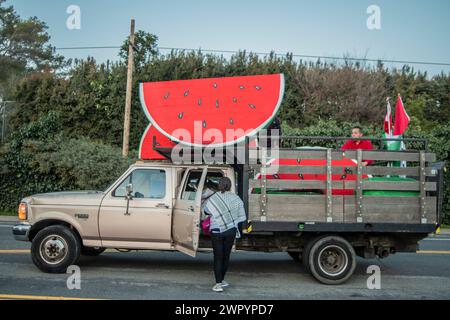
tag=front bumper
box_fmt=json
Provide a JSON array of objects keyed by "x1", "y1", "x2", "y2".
[{"x1": 12, "y1": 223, "x2": 31, "y2": 241}]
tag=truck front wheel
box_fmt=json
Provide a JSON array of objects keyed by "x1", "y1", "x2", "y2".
[
  {"x1": 305, "y1": 236, "x2": 356, "y2": 285},
  {"x1": 31, "y1": 225, "x2": 81, "y2": 273}
]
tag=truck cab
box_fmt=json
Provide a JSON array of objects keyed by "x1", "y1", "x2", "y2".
[{"x1": 97, "y1": 162, "x2": 235, "y2": 256}]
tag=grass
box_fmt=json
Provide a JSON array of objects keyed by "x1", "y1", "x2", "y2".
[{"x1": 0, "y1": 211, "x2": 16, "y2": 216}]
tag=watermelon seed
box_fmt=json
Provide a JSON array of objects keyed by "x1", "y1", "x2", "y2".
[
  {"x1": 216, "y1": 100, "x2": 220, "y2": 108},
  {"x1": 213, "y1": 83, "x2": 218, "y2": 88},
  {"x1": 198, "y1": 99, "x2": 202, "y2": 106},
  {"x1": 230, "y1": 118, "x2": 234, "y2": 125},
  {"x1": 249, "y1": 104, "x2": 256, "y2": 109},
  {"x1": 232, "y1": 97, "x2": 238, "y2": 103},
  {"x1": 239, "y1": 85, "x2": 245, "y2": 90},
  {"x1": 203, "y1": 120, "x2": 207, "y2": 128},
  {"x1": 255, "y1": 85, "x2": 262, "y2": 90},
  {"x1": 184, "y1": 90, "x2": 189, "y2": 97},
  {"x1": 178, "y1": 112, "x2": 184, "y2": 119},
  {"x1": 164, "y1": 92, "x2": 170, "y2": 99}
]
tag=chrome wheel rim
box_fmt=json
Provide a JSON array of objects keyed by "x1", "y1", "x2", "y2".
[
  {"x1": 39, "y1": 235, "x2": 68, "y2": 265},
  {"x1": 318, "y1": 245, "x2": 348, "y2": 277}
]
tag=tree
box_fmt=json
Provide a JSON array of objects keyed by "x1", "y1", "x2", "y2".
[
  {"x1": 119, "y1": 30, "x2": 158, "y2": 71},
  {"x1": 0, "y1": 0, "x2": 64, "y2": 96}
]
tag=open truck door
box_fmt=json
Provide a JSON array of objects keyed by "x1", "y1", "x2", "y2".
[{"x1": 172, "y1": 167, "x2": 207, "y2": 257}]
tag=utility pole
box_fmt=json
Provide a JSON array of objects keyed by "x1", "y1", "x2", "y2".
[
  {"x1": 0, "y1": 99, "x2": 14, "y2": 144},
  {"x1": 0, "y1": 99, "x2": 4, "y2": 144},
  {"x1": 122, "y1": 19, "x2": 135, "y2": 157}
]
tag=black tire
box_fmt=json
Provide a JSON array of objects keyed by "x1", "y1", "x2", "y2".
[
  {"x1": 287, "y1": 251, "x2": 301, "y2": 262},
  {"x1": 31, "y1": 225, "x2": 81, "y2": 273},
  {"x1": 81, "y1": 246, "x2": 105, "y2": 256},
  {"x1": 306, "y1": 236, "x2": 356, "y2": 285},
  {"x1": 302, "y1": 237, "x2": 316, "y2": 273}
]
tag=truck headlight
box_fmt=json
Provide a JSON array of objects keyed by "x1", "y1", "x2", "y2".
[{"x1": 18, "y1": 202, "x2": 27, "y2": 221}]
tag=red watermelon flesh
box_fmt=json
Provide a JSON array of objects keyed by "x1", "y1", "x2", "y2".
[
  {"x1": 139, "y1": 124, "x2": 176, "y2": 160},
  {"x1": 139, "y1": 126, "x2": 258, "y2": 160},
  {"x1": 257, "y1": 157, "x2": 369, "y2": 195},
  {"x1": 139, "y1": 74, "x2": 284, "y2": 147}
]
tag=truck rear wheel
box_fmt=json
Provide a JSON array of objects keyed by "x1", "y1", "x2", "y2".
[
  {"x1": 305, "y1": 236, "x2": 356, "y2": 285},
  {"x1": 31, "y1": 225, "x2": 81, "y2": 273}
]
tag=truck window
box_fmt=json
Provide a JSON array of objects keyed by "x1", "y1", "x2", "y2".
[
  {"x1": 114, "y1": 169, "x2": 166, "y2": 199},
  {"x1": 182, "y1": 171, "x2": 202, "y2": 201},
  {"x1": 204, "y1": 172, "x2": 224, "y2": 190},
  {"x1": 181, "y1": 170, "x2": 224, "y2": 200}
]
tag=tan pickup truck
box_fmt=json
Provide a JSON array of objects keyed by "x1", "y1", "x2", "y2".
[{"x1": 13, "y1": 139, "x2": 445, "y2": 285}]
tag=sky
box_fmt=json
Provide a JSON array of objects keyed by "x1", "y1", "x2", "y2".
[{"x1": 6, "y1": 0, "x2": 450, "y2": 76}]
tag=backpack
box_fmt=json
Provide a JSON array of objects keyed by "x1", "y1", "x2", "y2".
[
  {"x1": 201, "y1": 191, "x2": 216, "y2": 236},
  {"x1": 201, "y1": 216, "x2": 212, "y2": 236}
]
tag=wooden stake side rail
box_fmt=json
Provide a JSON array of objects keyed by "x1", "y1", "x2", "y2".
[
  {"x1": 249, "y1": 164, "x2": 438, "y2": 177},
  {"x1": 251, "y1": 147, "x2": 438, "y2": 225},
  {"x1": 248, "y1": 180, "x2": 437, "y2": 191},
  {"x1": 248, "y1": 194, "x2": 437, "y2": 224},
  {"x1": 249, "y1": 149, "x2": 436, "y2": 162},
  {"x1": 326, "y1": 149, "x2": 333, "y2": 222}
]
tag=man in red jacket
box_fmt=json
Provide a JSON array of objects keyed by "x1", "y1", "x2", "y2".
[{"x1": 341, "y1": 126, "x2": 374, "y2": 166}]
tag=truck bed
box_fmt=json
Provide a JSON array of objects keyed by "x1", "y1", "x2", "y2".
[{"x1": 246, "y1": 148, "x2": 442, "y2": 230}]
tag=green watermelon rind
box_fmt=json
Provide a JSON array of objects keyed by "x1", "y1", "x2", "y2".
[
  {"x1": 138, "y1": 124, "x2": 152, "y2": 159},
  {"x1": 139, "y1": 73, "x2": 285, "y2": 148}
]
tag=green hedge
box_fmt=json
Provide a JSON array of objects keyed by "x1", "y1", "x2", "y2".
[
  {"x1": 0, "y1": 112, "x2": 133, "y2": 211},
  {"x1": 1, "y1": 114, "x2": 448, "y2": 224}
]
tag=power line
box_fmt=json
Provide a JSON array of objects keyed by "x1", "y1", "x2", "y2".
[
  {"x1": 56, "y1": 46, "x2": 121, "y2": 50},
  {"x1": 158, "y1": 47, "x2": 450, "y2": 67},
  {"x1": 54, "y1": 45, "x2": 450, "y2": 67}
]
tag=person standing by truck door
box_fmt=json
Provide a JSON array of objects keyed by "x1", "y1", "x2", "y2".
[{"x1": 203, "y1": 177, "x2": 247, "y2": 292}]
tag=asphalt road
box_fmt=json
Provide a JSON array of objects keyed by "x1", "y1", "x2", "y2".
[{"x1": 1, "y1": 222, "x2": 450, "y2": 300}]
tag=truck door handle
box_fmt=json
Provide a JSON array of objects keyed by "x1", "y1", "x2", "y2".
[
  {"x1": 156, "y1": 203, "x2": 169, "y2": 209},
  {"x1": 188, "y1": 206, "x2": 195, "y2": 212}
]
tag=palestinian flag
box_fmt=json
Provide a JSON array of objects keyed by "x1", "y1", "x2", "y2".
[
  {"x1": 385, "y1": 95, "x2": 409, "y2": 169},
  {"x1": 383, "y1": 99, "x2": 401, "y2": 151},
  {"x1": 384, "y1": 98, "x2": 393, "y2": 136},
  {"x1": 394, "y1": 94, "x2": 410, "y2": 136}
]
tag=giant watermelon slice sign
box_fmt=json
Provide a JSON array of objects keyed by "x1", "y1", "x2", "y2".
[
  {"x1": 139, "y1": 73, "x2": 285, "y2": 156},
  {"x1": 139, "y1": 124, "x2": 176, "y2": 160}
]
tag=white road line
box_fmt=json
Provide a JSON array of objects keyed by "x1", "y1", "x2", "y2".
[{"x1": 0, "y1": 293, "x2": 100, "y2": 300}]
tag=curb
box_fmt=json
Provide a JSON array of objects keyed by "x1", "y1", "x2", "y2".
[
  {"x1": 437, "y1": 228, "x2": 450, "y2": 235},
  {"x1": 0, "y1": 216, "x2": 19, "y2": 223}
]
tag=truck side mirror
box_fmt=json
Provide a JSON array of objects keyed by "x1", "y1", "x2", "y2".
[
  {"x1": 126, "y1": 184, "x2": 133, "y2": 199},
  {"x1": 124, "y1": 183, "x2": 133, "y2": 216}
]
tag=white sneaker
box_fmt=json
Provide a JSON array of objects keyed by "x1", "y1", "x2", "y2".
[
  {"x1": 212, "y1": 283, "x2": 224, "y2": 292},
  {"x1": 221, "y1": 280, "x2": 229, "y2": 287}
]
